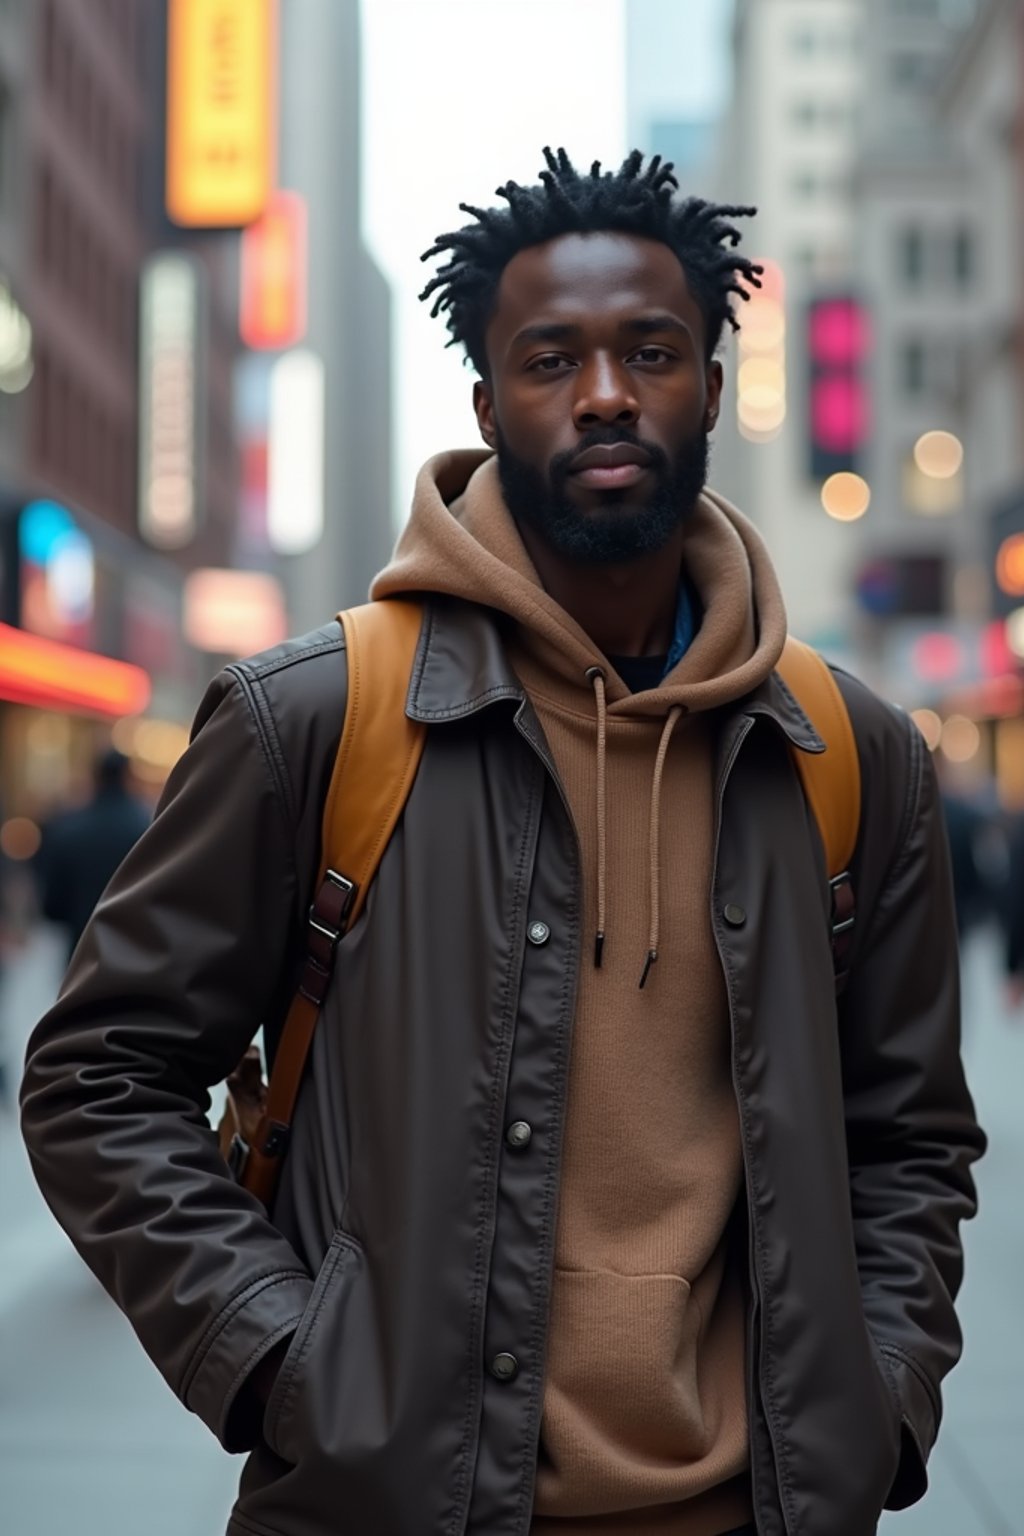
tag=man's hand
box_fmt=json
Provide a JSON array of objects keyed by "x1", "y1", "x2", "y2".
[
  {"x1": 248, "y1": 1336, "x2": 291, "y2": 1409},
  {"x1": 226, "y1": 1335, "x2": 292, "y2": 1447}
]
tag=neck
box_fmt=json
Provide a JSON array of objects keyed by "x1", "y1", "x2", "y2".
[{"x1": 517, "y1": 522, "x2": 685, "y2": 658}]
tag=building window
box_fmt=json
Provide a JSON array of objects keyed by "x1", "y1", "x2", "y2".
[
  {"x1": 952, "y1": 225, "x2": 973, "y2": 288},
  {"x1": 898, "y1": 226, "x2": 924, "y2": 285},
  {"x1": 901, "y1": 340, "x2": 926, "y2": 396},
  {"x1": 890, "y1": 51, "x2": 936, "y2": 88}
]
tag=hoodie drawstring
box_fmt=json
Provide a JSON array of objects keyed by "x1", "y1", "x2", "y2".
[
  {"x1": 586, "y1": 667, "x2": 684, "y2": 989},
  {"x1": 586, "y1": 667, "x2": 608, "y2": 967},
  {"x1": 640, "y1": 706, "x2": 684, "y2": 989}
]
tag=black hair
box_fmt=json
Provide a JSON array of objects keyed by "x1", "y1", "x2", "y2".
[{"x1": 419, "y1": 147, "x2": 762, "y2": 375}]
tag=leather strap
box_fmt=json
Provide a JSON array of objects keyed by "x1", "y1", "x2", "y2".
[
  {"x1": 776, "y1": 637, "x2": 861, "y2": 995},
  {"x1": 242, "y1": 600, "x2": 426, "y2": 1205},
  {"x1": 777, "y1": 637, "x2": 861, "y2": 880}
]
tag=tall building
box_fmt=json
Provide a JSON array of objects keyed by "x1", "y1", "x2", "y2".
[
  {"x1": 937, "y1": 0, "x2": 1024, "y2": 805},
  {"x1": 711, "y1": 0, "x2": 866, "y2": 659},
  {"x1": 273, "y1": 0, "x2": 393, "y2": 630},
  {"x1": 851, "y1": 0, "x2": 988, "y2": 699},
  {"x1": 0, "y1": 1, "x2": 245, "y2": 822}
]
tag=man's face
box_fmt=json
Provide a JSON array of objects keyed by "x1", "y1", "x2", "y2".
[{"x1": 473, "y1": 231, "x2": 722, "y2": 564}]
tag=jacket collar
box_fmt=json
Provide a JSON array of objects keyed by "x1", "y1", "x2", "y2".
[{"x1": 406, "y1": 597, "x2": 825, "y2": 754}]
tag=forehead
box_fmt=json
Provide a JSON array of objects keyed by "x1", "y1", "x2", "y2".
[{"x1": 490, "y1": 231, "x2": 702, "y2": 336}]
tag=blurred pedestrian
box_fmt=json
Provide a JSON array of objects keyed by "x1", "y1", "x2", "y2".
[
  {"x1": 20, "y1": 149, "x2": 983, "y2": 1536},
  {"x1": 940, "y1": 787, "x2": 987, "y2": 938},
  {"x1": 36, "y1": 747, "x2": 150, "y2": 965},
  {"x1": 1004, "y1": 811, "x2": 1024, "y2": 1011}
]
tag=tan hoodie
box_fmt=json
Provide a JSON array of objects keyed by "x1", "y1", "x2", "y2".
[{"x1": 373, "y1": 451, "x2": 787, "y2": 1536}]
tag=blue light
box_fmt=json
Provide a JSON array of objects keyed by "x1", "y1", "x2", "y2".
[{"x1": 19, "y1": 500, "x2": 76, "y2": 566}]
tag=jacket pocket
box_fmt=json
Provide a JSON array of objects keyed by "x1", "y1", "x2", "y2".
[
  {"x1": 262, "y1": 1229, "x2": 363, "y2": 1464},
  {"x1": 536, "y1": 1267, "x2": 716, "y2": 1517}
]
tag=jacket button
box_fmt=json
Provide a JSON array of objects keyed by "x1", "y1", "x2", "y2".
[
  {"x1": 528, "y1": 921, "x2": 551, "y2": 946},
  {"x1": 723, "y1": 904, "x2": 746, "y2": 928},
  {"x1": 491, "y1": 1352, "x2": 519, "y2": 1382},
  {"x1": 506, "y1": 1120, "x2": 533, "y2": 1150}
]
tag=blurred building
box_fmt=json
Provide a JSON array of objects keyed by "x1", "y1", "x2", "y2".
[
  {"x1": 272, "y1": 0, "x2": 393, "y2": 630},
  {"x1": 0, "y1": 0, "x2": 395, "y2": 851},
  {"x1": 0, "y1": 1, "x2": 236, "y2": 827},
  {"x1": 852, "y1": 0, "x2": 992, "y2": 700},
  {"x1": 711, "y1": 0, "x2": 867, "y2": 660}
]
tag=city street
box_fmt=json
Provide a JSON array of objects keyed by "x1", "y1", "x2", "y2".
[{"x1": 2, "y1": 920, "x2": 1022, "y2": 1535}]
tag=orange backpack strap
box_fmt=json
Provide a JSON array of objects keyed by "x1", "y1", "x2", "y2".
[
  {"x1": 776, "y1": 636, "x2": 861, "y2": 991},
  {"x1": 238, "y1": 599, "x2": 426, "y2": 1204}
]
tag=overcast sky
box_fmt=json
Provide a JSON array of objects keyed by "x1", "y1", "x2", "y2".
[{"x1": 361, "y1": 0, "x2": 733, "y2": 528}]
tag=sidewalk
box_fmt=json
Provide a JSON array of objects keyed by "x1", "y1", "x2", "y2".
[
  {"x1": 0, "y1": 925, "x2": 238, "y2": 1535},
  {"x1": 878, "y1": 924, "x2": 1024, "y2": 1536}
]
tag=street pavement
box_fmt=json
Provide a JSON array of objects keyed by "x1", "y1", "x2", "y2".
[{"x1": 1, "y1": 920, "x2": 1022, "y2": 1535}]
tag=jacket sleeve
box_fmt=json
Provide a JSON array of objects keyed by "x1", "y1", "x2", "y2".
[
  {"x1": 839, "y1": 710, "x2": 986, "y2": 1510},
  {"x1": 1005, "y1": 815, "x2": 1024, "y2": 978},
  {"x1": 20, "y1": 670, "x2": 315, "y2": 1452}
]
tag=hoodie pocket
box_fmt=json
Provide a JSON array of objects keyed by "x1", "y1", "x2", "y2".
[
  {"x1": 537, "y1": 1266, "x2": 710, "y2": 1516},
  {"x1": 262, "y1": 1229, "x2": 362, "y2": 1465}
]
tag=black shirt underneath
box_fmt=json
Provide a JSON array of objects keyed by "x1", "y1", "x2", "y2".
[{"x1": 607, "y1": 653, "x2": 668, "y2": 695}]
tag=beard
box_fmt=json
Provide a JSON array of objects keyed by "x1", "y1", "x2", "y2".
[{"x1": 496, "y1": 424, "x2": 710, "y2": 566}]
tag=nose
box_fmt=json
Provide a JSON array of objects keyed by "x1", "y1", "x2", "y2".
[{"x1": 572, "y1": 353, "x2": 639, "y2": 430}]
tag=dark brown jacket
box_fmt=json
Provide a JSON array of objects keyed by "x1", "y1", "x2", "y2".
[{"x1": 20, "y1": 599, "x2": 984, "y2": 1536}]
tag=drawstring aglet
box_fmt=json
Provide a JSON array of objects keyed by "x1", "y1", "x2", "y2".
[
  {"x1": 639, "y1": 949, "x2": 658, "y2": 990},
  {"x1": 594, "y1": 931, "x2": 605, "y2": 968}
]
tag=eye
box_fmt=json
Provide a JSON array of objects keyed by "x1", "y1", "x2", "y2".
[
  {"x1": 631, "y1": 346, "x2": 674, "y2": 365},
  {"x1": 527, "y1": 354, "x2": 574, "y2": 373}
]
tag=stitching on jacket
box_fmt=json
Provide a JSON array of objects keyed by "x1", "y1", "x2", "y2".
[
  {"x1": 447, "y1": 750, "x2": 542, "y2": 1536},
  {"x1": 414, "y1": 685, "x2": 523, "y2": 722},
  {"x1": 267, "y1": 1237, "x2": 355, "y2": 1449},
  {"x1": 223, "y1": 1310, "x2": 305, "y2": 1438},
  {"x1": 239, "y1": 629, "x2": 345, "y2": 682},
  {"x1": 858, "y1": 713, "x2": 924, "y2": 954},
  {"x1": 886, "y1": 714, "x2": 925, "y2": 888},
  {"x1": 514, "y1": 777, "x2": 580, "y2": 1535},
  {"x1": 181, "y1": 1269, "x2": 309, "y2": 1398},
  {"x1": 228, "y1": 665, "x2": 298, "y2": 832},
  {"x1": 717, "y1": 924, "x2": 800, "y2": 1533},
  {"x1": 878, "y1": 1339, "x2": 942, "y2": 1423}
]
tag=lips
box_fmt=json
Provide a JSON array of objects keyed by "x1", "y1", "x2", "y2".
[
  {"x1": 568, "y1": 442, "x2": 652, "y2": 492},
  {"x1": 569, "y1": 443, "x2": 652, "y2": 473}
]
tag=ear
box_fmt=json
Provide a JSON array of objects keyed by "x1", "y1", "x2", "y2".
[
  {"x1": 473, "y1": 379, "x2": 498, "y2": 450},
  {"x1": 705, "y1": 361, "x2": 724, "y2": 431}
]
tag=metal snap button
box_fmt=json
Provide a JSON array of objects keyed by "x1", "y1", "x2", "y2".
[
  {"x1": 506, "y1": 1120, "x2": 533, "y2": 1150},
  {"x1": 527, "y1": 921, "x2": 551, "y2": 946},
  {"x1": 490, "y1": 1352, "x2": 519, "y2": 1382},
  {"x1": 723, "y1": 904, "x2": 746, "y2": 928}
]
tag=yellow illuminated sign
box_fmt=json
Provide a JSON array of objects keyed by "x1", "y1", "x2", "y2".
[{"x1": 166, "y1": 0, "x2": 277, "y2": 228}]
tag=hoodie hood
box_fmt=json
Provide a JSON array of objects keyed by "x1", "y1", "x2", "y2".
[{"x1": 372, "y1": 449, "x2": 788, "y2": 717}]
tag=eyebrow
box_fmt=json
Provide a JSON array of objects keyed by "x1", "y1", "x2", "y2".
[{"x1": 510, "y1": 314, "x2": 693, "y2": 347}]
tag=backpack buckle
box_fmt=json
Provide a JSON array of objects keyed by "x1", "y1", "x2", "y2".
[
  {"x1": 830, "y1": 872, "x2": 856, "y2": 937},
  {"x1": 307, "y1": 869, "x2": 357, "y2": 944}
]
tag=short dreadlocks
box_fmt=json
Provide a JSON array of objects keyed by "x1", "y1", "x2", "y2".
[{"x1": 420, "y1": 147, "x2": 763, "y2": 376}]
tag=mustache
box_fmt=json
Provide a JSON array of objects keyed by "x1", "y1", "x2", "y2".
[{"x1": 549, "y1": 428, "x2": 670, "y2": 482}]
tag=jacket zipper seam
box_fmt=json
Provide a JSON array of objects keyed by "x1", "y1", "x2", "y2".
[
  {"x1": 448, "y1": 749, "x2": 546, "y2": 1536},
  {"x1": 510, "y1": 726, "x2": 583, "y2": 1536},
  {"x1": 712, "y1": 716, "x2": 797, "y2": 1536}
]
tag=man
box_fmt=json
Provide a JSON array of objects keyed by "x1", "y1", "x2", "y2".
[
  {"x1": 36, "y1": 747, "x2": 151, "y2": 964},
  {"x1": 21, "y1": 150, "x2": 983, "y2": 1536}
]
